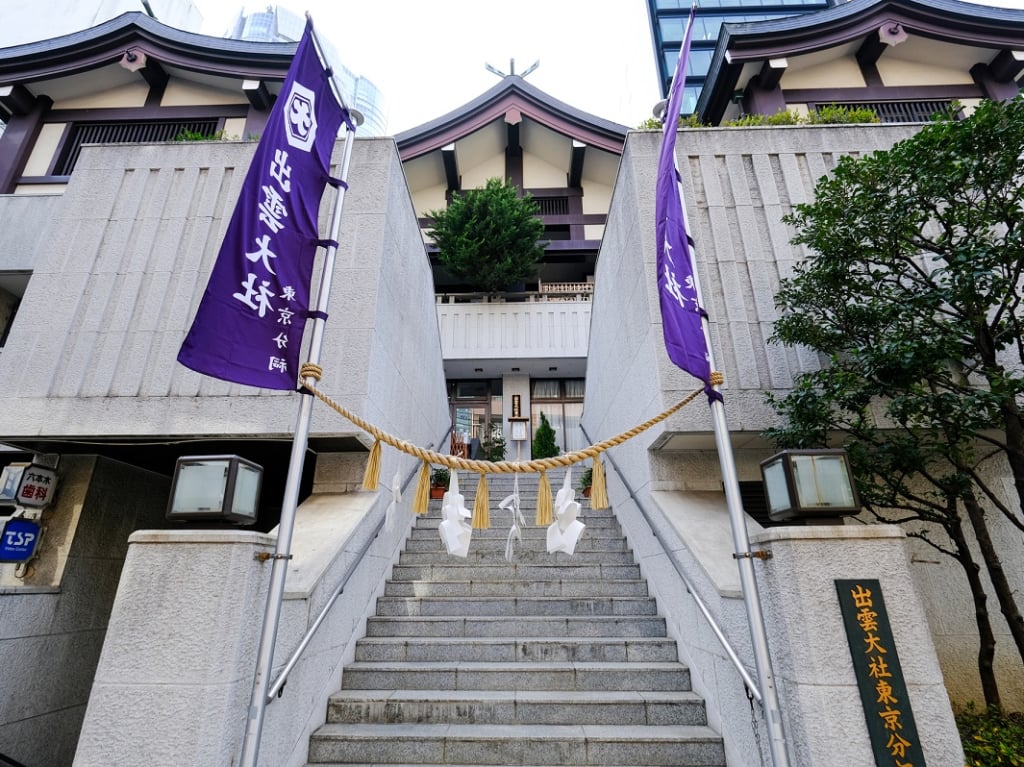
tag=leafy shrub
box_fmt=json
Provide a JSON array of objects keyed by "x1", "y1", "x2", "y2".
[
  {"x1": 576, "y1": 466, "x2": 593, "y2": 493},
  {"x1": 174, "y1": 128, "x2": 233, "y2": 141},
  {"x1": 725, "y1": 109, "x2": 801, "y2": 127},
  {"x1": 532, "y1": 412, "x2": 559, "y2": 459},
  {"x1": 430, "y1": 467, "x2": 450, "y2": 487},
  {"x1": 724, "y1": 105, "x2": 880, "y2": 127},
  {"x1": 481, "y1": 429, "x2": 506, "y2": 462},
  {"x1": 427, "y1": 178, "x2": 546, "y2": 293},
  {"x1": 956, "y1": 704, "x2": 1024, "y2": 766},
  {"x1": 804, "y1": 104, "x2": 881, "y2": 124},
  {"x1": 638, "y1": 113, "x2": 708, "y2": 130}
]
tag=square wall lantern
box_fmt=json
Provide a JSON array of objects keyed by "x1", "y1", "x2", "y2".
[
  {"x1": 166, "y1": 455, "x2": 263, "y2": 525},
  {"x1": 760, "y1": 449, "x2": 861, "y2": 522}
]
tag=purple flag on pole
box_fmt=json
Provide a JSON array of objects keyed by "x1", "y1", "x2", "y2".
[
  {"x1": 178, "y1": 20, "x2": 350, "y2": 389},
  {"x1": 655, "y1": 5, "x2": 719, "y2": 399}
]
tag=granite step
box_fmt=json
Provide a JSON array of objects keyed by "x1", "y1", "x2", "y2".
[
  {"x1": 353, "y1": 637, "x2": 678, "y2": 663},
  {"x1": 363, "y1": 615, "x2": 668, "y2": 639},
  {"x1": 327, "y1": 688, "x2": 709, "y2": 726},
  {"x1": 382, "y1": 579, "x2": 649, "y2": 598},
  {"x1": 306, "y1": 723, "x2": 725, "y2": 766}
]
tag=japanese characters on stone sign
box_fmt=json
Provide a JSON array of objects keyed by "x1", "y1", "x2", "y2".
[
  {"x1": 178, "y1": 21, "x2": 350, "y2": 389},
  {"x1": 836, "y1": 579, "x2": 926, "y2": 767}
]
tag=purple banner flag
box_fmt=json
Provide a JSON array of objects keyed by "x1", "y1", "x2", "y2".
[
  {"x1": 178, "y1": 21, "x2": 350, "y2": 389},
  {"x1": 655, "y1": 5, "x2": 719, "y2": 399}
]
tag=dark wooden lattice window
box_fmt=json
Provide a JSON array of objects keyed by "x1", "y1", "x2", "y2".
[
  {"x1": 819, "y1": 101, "x2": 956, "y2": 124},
  {"x1": 53, "y1": 119, "x2": 220, "y2": 175},
  {"x1": 535, "y1": 196, "x2": 569, "y2": 216}
]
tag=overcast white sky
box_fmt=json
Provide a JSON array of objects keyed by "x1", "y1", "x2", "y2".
[{"x1": 192, "y1": 0, "x2": 1024, "y2": 134}]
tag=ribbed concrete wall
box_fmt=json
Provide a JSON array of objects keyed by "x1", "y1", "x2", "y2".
[
  {"x1": 0, "y1": 137, "x2": 448, "y2": 449},
  {"x1": 582, "y1": 124, "x2": 968, "y2": 767}
]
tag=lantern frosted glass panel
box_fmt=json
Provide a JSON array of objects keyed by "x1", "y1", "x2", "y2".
[
  {"x1": 790, "y1": 454, "x2": 856, "y2": 509},
  {"x1": 171, "y1": 461, "x2": 228, "y2": 513},
  {"x1": 761, "y1": 458, "x2": 791, "y2": 515},
  {"x1": 233, "y1": 463, "x2": 262, "y2": 518}
]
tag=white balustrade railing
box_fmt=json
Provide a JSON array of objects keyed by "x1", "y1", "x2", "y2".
[{"x1": 436, "y1": 294, "x2": 591, "y2": 360}]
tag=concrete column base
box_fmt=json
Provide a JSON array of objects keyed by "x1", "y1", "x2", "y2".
[
  {"x1": 74, "y1": 530, "x2": 275, "y2": 767},
  {"x1": 750, "y1": 525, "x2": 964, "y2": 767}
]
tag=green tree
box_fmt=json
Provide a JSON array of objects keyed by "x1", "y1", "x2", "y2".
[
  {"x1": 427, "y1": 177, "x2": 547, "y2": 293},
  {"x1": 532, "y1": 412, "x2": 559, "y2": 459},
  {"x1": 768, "y1": 96, "x2": 1024, "y2": 706}
]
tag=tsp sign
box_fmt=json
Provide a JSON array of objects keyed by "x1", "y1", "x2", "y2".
[{"x1": 0, "y1": 518, "x2": 41, "y2": 563}]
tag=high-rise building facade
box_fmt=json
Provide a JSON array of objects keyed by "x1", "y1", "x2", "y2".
[
  {"x1": 227, "y1": 5, "x2": 388, "y2": 135},
  {"x1": 645, "y1": 0, "x2": 842, "y2": 113}
]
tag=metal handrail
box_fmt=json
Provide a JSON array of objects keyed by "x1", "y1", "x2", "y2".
[
  {"x1": 580, "y1": 424, "x2": 762, "y2": 701},
  {"x1": 265, "y1": 425, "x2": 454, "y2": 703}
]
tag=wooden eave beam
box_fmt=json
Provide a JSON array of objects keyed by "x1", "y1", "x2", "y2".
[
  {"x1": 990, "y1": 49, "x2": 1024, "y2": 83},
  {"x1": 0, "y1": 84, "x2": 37, "y2": 117},
  {"x1": 243, "y1": 79, "x2": 273, "y2": 111},
  {"x1": 139, "y1": 58, "x2": 168, "y2": 92},
  {"x1": 568, "y1": 141, "x2": 586, "y2": 188},
  {"x1": 757, "y1": 58, "x2": 787, "y2": 91},
  {"x1": 856, "y1": 30, "x2": 887, "y2": 68},
  {"x1": 441, "y1": 143, "x2": 460, "y2": 192}
]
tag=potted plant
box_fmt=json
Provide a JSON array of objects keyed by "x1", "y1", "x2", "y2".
[
  {"x1": 532, "y1": 412, "x2": 559, "y2": 459},
  {"x1": 430, "y1": 467, "x2": 450, "y2": 499},
  {"x1": 577, "y1": 466, "x2": 593, "y2": 498}
]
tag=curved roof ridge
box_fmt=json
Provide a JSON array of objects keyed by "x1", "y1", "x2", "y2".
[
  {"x1": 0, "y1": 11, "x2": 297, "y2": 82},
  {"x1": 697, "y1": 0, "x2": 1024, "y2": 122},
  {"x1": 396, "y1": 74, "x2": 628, "y2": 159}
]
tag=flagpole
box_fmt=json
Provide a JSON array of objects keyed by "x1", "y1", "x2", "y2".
[
  {"x1": 237, "y1": 101, "x2": 360, "y2": 767},
  {"x1": 690, "y1": 265, "x2": 793, "y2": 767},
  {"x1": 657, "y1": 5, "x2": 790, "y2": 766}
]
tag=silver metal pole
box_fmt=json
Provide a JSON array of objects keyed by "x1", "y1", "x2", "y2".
[
  {"x1": 686, "y1": 234, "x2": 791, "y2": 767},
  {"x1": 238, "y1": 122, "x2": 357, "y2": 767}
]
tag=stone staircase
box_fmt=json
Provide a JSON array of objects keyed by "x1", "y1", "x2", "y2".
[{"x1": 306, "y1": 471, "x2": 726, "y2": 766}]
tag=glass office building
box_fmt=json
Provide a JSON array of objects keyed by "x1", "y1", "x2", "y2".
[
  {"x1": 227, "y1": 5, "x2": 388, "y2": 135},
  {"x1": 646, "y1": 0, "x2": 845, "y2": 113}
]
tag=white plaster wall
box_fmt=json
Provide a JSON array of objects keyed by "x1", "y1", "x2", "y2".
[
  {"x1": 460, "y1": 154, "x2": 505, "y2": 189},
  {"x1": 878, "y1": 57, "x2": 975, "y2": 87},
  {"x1": 21, "y1": 124, "x2": 65, "y2": 176},
  {"x1": 54, "y1": 82, "x2": 149, "y2": 110},
  {"x1": 523, "y1": 152, "x2": 565, "y2": 188},
  {"x1": 781, "y1": 57, "x2": 865, "y2": 89},
  {"x1": 160, "y1": 80, "x2": 249, "y2": 108}
]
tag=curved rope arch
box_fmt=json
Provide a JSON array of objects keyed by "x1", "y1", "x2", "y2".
[{"x1": 299, "y1": 363, "x2": 720, "y2": 525}]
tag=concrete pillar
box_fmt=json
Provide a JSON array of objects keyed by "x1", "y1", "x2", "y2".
[
  {"x1": 502, "y1": 373, "x2": 531, "y2": 459},
  {"x1": 750, "y1": 525, "x2": 964, "y2": 767},
  {"x1": 74, "y1": 530, "x2": 275, "y2": 767}
]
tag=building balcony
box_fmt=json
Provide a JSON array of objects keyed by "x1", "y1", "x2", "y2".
[{"x1": 436, "y1": 285, "x2": 592, "y2": 378}]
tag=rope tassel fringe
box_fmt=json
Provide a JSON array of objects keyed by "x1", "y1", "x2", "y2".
[
  {"x1": 590, "y1": 458, "x2": 609, "y2": 510},
  {"x1": 362, "y1": 439, "x2": 382, "y2": 490},
  {"x1": 412, "y1": 461, "x2": 431, "y2": 515},
  {"x1": 536, "y1": 471, "x2": 553, "y2": 526},
  {"x1": 472, "y1": 474, "x2": 490, "y2": 529}
]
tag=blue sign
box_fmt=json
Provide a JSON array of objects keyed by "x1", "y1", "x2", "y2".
[{"x1": 0, "y1": 518, "x2": 41, "y2": 562}]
